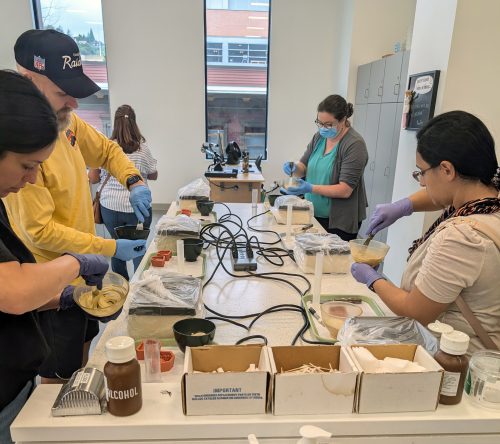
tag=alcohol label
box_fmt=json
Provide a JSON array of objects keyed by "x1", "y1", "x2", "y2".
[{"x1": 441, "y1": 371, "x2": 461, "y2": 396}]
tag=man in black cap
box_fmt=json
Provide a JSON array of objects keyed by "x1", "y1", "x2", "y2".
[{"x1": 5, "y1": 29, "x2": 153, "y2": 383}]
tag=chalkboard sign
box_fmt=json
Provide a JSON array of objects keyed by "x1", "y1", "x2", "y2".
[{"x1": 406, "y1": 70, "x2": 440, "y2": 131}]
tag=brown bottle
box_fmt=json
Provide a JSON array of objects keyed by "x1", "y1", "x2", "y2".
[
  {"x1": 434, "y1": 330, "x2": 470, "y2": 405},
  {"x1": 104, "y1": 336, "x2": 142, "y2": 416}
]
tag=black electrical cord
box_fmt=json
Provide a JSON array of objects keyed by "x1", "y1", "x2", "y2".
[
  {"x1": 236, "y1": 335, "x2": 268, "y2": 345},
  {"x1": 195, "y1": 208, "x2": 321, "y2": 345},
  {"x1": 205, "y1": 316, "x2": 248, "y2": 331},
  {"x1": 264, "y1": 184, "x2": 279, "y2": 195},
  {"x1": 208, "y1": 180, "x2": 239, "y2": 191}
]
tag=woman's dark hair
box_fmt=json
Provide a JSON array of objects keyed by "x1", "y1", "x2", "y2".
[
  {"x1": 317, "y1": 94, "x2": 354, "y2": 121},
  {"x1": 416, "y1": 111, "x2": 499, "y2": 189},
  {"x1": 0, "y1": 70, "x2": 58, "y2": 156},
  {"x1": 111, "y1": 104, "x2": 145, "y2": 154}
]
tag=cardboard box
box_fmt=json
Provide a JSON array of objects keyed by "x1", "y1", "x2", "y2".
[
  {"x1": 269, "y1": 345, "x2": 359, "y2": 415},
  {"x1": 181, "y1": 345, "x2": 271, "y2": 416},
  {"x1": 348, "y1": 344, "x2": 444, "y2": 413}
]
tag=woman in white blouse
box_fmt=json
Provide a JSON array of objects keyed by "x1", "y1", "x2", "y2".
[
  {"x1": 89, "y1": 105, "x2": 158, "y2": 280},
  {"x1": 351, "y1": 111, "x2": 500, "y2": 354}
]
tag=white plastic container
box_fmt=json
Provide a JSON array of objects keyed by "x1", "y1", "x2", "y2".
[
  {"x1": 294, "y1": 233, "x2": 351, "y2": 274},
  {"x1": 465, "y1": 350, "x2": 500, "y2": 409},
  {"x1": 274, "y1": 195, "x2": 313, "y2": 225}
]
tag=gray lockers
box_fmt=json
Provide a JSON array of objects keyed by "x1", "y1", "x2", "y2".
[{"x1": 353, "y1": 51, "x2": 410, "y2": 242}]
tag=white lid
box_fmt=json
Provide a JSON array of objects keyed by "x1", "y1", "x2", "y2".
[
  {"x1": 440, "y1": 330, "x2": 470, "y2": 355},
  {"x1": 427, "y1": 320, "x2": 454, "y2": 335},
  {"x1": 105, "y1": 336, "x2": 136, "y2": 363}
]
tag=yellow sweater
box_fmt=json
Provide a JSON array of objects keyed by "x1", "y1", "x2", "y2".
[{"x1": 4, "y1": 113, "x2": 141, "y2": 263}]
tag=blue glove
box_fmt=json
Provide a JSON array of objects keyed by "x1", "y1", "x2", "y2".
[
  {"x1": 64, "y1": 253, "x2": 109, "y2": 289},
  {"x1": 366, "y1": 197, "x2": 413, "y2": 235},
  {"x1": 283, "y1": 161, "x2": 296, "y2": 176},
  {"x1": 115, "y1": 239, "x2": 147, "y2": 261},
  {"x1": 60, "y1": 286, "x2": 122, "y2": 323},
  {"x1": 129, "y1": 184, "x2": 152, "y2": 223},
  {"x1": 351, "y1": 263, "x2": 384, "y2": 290},
  {"x1": 285, "y1": 178, "x2": 313, "y2": 195}
]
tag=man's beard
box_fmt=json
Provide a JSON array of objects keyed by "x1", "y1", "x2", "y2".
[{"x1": 56, "y1": 107, "x2": 72, "y2": 130}]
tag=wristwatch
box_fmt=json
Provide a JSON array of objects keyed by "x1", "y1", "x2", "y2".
[
  {"x1": 126, "y1": 175, "x2": 143, "y2": 189},
  {"x1": 368, "y1": 278, "x2": 386, "y2": 292}
]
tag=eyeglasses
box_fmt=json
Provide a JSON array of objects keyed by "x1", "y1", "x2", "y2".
[
  {"x1": 314, "y1": 118, "x2": 338, "y2": 130},
  {"x1": 412, "y1": 166, "x2": 435, "y2": 182}
]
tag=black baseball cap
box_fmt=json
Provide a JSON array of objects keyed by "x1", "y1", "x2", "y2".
[{"x1": 14, "y1": 29, "x2": 100, "y2": 99}]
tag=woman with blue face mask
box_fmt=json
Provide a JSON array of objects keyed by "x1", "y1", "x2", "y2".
[{"x1": 282, "y1": 95, "x2": 368, "y2": 240}]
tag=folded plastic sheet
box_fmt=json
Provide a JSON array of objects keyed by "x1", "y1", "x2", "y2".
[
  {"x1": 295, "y1": 233, "x2": 350, "y2": 255},
  {"x1": 129, "y1": 272, "x2": 202, "y2": 316},
  {"x1": 154, "y1": 214, "x2": 201, "y2": 237},
  {"x1": 337, "y1": 316, "x2": 438, "y2": 355},
  {"x1": 275, "y1": 195, "x2": 313, "y2": 211},
  {"x1": 177, "y1": 178, "x2": 210, "y2": 200}
]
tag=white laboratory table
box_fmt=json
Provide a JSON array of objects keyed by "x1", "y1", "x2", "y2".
[{"x1": 11, "y1": 203, "x2": 500, "y2": 443}]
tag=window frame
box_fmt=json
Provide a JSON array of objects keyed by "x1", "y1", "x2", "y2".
[{"x1": 204, "y1": 0, "x2": 271, "y2": 161}]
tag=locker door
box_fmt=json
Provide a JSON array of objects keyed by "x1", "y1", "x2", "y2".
[
  {"x1": 372, "y1": 102, "x2": 399, "y2": 205},
  {"x1": 355, "y1": 63, "x2": 371, "y2": 105},
  {"x1": 369, "y1": 103, "x2": 398, "y2": 242},
  {"x1": 362, "y1": 104, "x2": 381, "y2": 205},
  {"x1": 398, "y1": 51, "x2": 411, "y2": 103},
  {"x1": 386, "y1": 102, "x2": 404, "y2": 203},
  {"x1": 367, "y1": 59, "x2": 386, "y2": 104},
  {"x1": 352, "y1": 104, "x2": 367, "y2": 137},
  {"x1": 382, "y1": 52, "x2": 403, "y2": 103}
]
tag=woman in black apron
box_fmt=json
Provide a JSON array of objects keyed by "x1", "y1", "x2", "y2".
[{"x1": 0, "y1": 70, "x2": 110, "y2": 443}]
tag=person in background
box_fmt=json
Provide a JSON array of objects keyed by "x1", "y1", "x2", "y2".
[
  {"x1": 89, "y1": 105, "x2": 158, "y2": 280},
  {"x1": 282, "y1": 94, "x2": 368, "y2": 241},
  {"x1": 4, "y1": 29, "x2": 152, "y2": 384},
  {"x1": 0, "y1": 70, "x2": 110, "y2": 444},
  {"x1": 352, "y1": 111, "x2": 500, "y2": 354}
]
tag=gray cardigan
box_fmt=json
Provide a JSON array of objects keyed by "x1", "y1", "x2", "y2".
[{"x1": 299, "y1": 128, "x2": 368, "y2": 234}]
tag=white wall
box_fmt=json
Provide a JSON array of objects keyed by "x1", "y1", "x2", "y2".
[
  {"x1": 265, "y1": 0, "x2": 349, "y2": 188},
  {"x1": 101, "y1": 0, "x2": 206, "y2": 204},
  {"x1": 0, "y1": 0, "x2": 33, "y2": 68},
  {"x1": 442, "y1": 0, "x2": 500, "y2": 158},
  {"x1": 383, "y1": 0, "x2": 458, "y2": 283},
  {"x1": 346, "y1": 0, "x2": 416, "y2": 103}
]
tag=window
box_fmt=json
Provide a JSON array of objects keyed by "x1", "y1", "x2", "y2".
[
  {"x1": 207, "y1": 42, "x2": 223, "y2": 63},
  {"x1": 205, "y1": 0, "x2": 271, "y2": 160},
  {"x1": 32, "y1": 0, "x2": 111, "y2": 136}
]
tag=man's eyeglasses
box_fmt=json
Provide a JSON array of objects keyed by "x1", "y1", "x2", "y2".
[
  {"x1": 314, "y1": 118, "x2": 338, "y2": 130},
  {"x1": 412, "y1": 166, "x2": 435, "y2": 182}
]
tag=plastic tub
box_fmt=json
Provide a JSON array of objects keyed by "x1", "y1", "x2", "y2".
[
  {"x1": 350, "y1": 239, "x2": 390, "y2": 267},
  {"x1": 465, "y1": 350, "x2": 500, "y2": 409},
  {"x1": 73, "y1": 272, "x2": 128, "y2": 318},
  {"x1": 320, "y1": 301, "x2": 363, "y2": 339}
]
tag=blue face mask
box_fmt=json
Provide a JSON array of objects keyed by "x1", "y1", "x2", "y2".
[{"x1": 319, "y1": 127, "x2": 338, "y2": 139}]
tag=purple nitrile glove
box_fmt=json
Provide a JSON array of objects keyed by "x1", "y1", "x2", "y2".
[
  {"x1": 351, "y1": 263, "x2": 384, "y2": 289},
  {"x1": 282, "y1": 161, "x2": 296, "y2": 176},
  {"x1": 285, "y1": 178, "x2": 313, "y2": 196},
  {"x1": 365, "y1": 197, "x2": 413, "y2": 235},
  {"x1": 59, "y1": 285, "x2": 76, "y2": 310},
  {"x1": 64, "y1": 253, "x2": 109, "y2": 289},
  {"x1": 60, "y1": 285, "x2": 122, "y2": 323},
  {"x1": 129, "y1": 184, "x2": 152, "y2": 223}
]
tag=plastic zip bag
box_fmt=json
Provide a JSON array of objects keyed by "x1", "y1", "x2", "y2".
[{"x1": 337, "y1": 316, "x2": 438, "y2": 355}]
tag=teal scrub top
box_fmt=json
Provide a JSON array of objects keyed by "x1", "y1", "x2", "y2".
[{"x1": 305, "y1": 137, "x2": 338, "y2": 218}]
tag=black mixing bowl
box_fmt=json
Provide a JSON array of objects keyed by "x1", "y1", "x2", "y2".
[
  {"x1": 196, "y1": 199, "x2": 215, "y2": 216},
  {"x1": 114, "y1": 225, "x2": 150, "y2": 240},
  {"x1": 173, "y1": 318, "x2": 216, "y2": 353},
  {"x1": 183, "y1": 238, "x2": 203, "y2": 262}
]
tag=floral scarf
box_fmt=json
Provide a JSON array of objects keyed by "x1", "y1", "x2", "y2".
[{"x1": 407, "y1": 197, "x2": 500, "y2": 260}]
